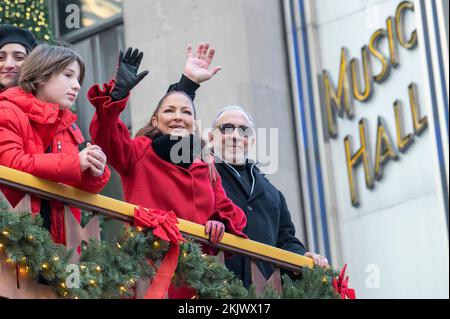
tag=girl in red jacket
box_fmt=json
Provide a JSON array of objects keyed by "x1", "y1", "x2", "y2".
[
  {"x1": 89, "y1": 47, "x2": 247, "y2": 244},
  {"x1": 0, "y1": 44, "x2": 111, "y2": 244}
]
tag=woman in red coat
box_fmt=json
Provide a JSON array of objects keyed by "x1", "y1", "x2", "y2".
[
  {"x1": 89, "y1": 46, "x2": 247, "y2": 241},
  {"x1": 0, "y1": 44, "x2": 111, "y2": 245},
  {"x1": 88, "y1": 47, "x2": 247, "y2": 297}
]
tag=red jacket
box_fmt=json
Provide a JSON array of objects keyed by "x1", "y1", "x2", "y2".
[
  {"x1": 88, "y1": 81, "x2": 247, "y2": 237},
  {"x1": 0, "y1": 87, "x2": 111, "y2": 244}
]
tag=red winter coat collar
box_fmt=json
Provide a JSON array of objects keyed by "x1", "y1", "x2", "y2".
[
  {"x1": 0, "y1": 87, "x2": 79, "y2": 150},
  {"x1": 0, "y1": 87, "x2": 77, "y2": 131}
]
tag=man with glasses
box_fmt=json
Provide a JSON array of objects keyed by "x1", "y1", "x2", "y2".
[{"x1": 208, "y1": 105, "x2": 328, "y2": 289}]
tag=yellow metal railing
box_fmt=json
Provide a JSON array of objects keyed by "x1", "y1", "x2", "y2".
[{"x1": 0, "y1": 165, "x2": 313, "y2": 272}]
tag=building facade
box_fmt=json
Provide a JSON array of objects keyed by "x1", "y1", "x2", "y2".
[{"x1": 284, "y1": 0, "x2": 448, "y2": 298}]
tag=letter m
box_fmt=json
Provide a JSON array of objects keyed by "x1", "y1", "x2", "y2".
[{"x1": 322, "y1": 48, "x2": 354, "y2": 139}]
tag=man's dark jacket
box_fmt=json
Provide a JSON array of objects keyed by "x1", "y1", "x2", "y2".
[{"x1": 215, "y1": 160, "x2": 306, "y2": 289}]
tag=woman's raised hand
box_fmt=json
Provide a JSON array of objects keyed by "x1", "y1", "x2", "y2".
[
  {"x1": 110, "y1": 47, "x2": 150, "y2": 101},
  {"x1": 184, "y1": 43, "x2": 222, "y2": 84}
]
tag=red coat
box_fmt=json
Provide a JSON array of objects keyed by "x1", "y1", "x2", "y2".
[
  {"x1": 88, "y1": 81, "x2": 247, "y2": 237},
  {"x1": 0, "y1": 87, "x2": 111, "y2": 244}
]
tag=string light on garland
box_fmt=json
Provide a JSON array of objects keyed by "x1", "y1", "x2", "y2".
[
  {"x1": 19, "y1": 266, "x2": 29, "y2": 274},
  {"x1": 0, "y1": 0, "x2": 54, "y2": 41}
]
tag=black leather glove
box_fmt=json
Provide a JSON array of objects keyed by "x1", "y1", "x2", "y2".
[{"x1": 110, "y1": 47, "x2": 149, "y2": 101}]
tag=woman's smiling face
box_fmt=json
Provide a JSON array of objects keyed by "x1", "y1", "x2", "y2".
[
  {"x1": 0, "y1": 43, "x2": 27, "y2": 88},
  {"x1": 152, "y1": 92, "x2": 195, "y2": 136}
]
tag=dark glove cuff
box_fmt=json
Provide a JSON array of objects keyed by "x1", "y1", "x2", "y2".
[
  {"x1": 179, "y1": 74, "x2": 200, "y2": 95},
  {"x1": 110, "y1": 87, "x2": 128, "y2": 102}
]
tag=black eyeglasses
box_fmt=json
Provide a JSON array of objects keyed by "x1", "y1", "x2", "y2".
[{"x1": 216, "y1": 123, "x2": 254, "y2": 137}]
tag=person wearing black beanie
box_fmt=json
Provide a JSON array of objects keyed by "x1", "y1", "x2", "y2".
[{"x1": 0, "y1": 25, "x2": 37, "y2": 91}]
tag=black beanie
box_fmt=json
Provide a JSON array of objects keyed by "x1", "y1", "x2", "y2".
[{"x1": 0, "y1": 25, "x2": 37, "y2": 52}]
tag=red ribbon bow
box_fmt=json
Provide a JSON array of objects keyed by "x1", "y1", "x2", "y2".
[
  {"x1": 134, "y1": 206, "x2": 185, "y2": 299},
  {"x1": 332, "y1": 264, "x2": 356, "y2": 299}
]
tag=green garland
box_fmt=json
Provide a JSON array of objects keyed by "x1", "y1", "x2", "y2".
[
  {"x1": 0, "y1": 0, "x2": 54, "y2": 42},
  {"x1": 0, "y1": 199, "x2": 339, "y2": 299}
]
